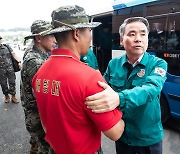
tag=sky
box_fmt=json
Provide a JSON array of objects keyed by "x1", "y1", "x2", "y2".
[{"x1": 0, "y1": 0, "x2": 113, "y2": 30}]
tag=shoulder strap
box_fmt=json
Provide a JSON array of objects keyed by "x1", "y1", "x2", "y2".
[{"x1": 3, "y1": 44, "x2": 14, "y2": 57}]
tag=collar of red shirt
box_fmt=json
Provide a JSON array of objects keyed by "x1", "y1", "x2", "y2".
[{"x1": 51, "y1": 48, "x2": 79, "y2": 61}]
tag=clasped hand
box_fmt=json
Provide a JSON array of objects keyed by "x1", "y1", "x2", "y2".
[{"x1": 85, "y1": 81, "x2": 120, "y2": 113}]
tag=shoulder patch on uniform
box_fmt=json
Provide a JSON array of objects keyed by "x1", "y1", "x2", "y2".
[{"x1": 154, "y1": 67, "x2": 166, "y2": 77}]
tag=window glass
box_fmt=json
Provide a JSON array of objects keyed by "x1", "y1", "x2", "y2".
[
  {"x1": 167, "y1": 15, "x2": 180, "y2": 50},
  {"x1": 169, "y1": 3, "x2": 180, "y2": 13},
  {"x1": 146, "y1": 4, "x2": 169, "y2": 16},
  {"x1": 165, "y1": 14, "x2": 180, "y2": 76},
  {"x1": 148, "y1": 15, "x2": 180, "y2": 76},
  {"x1": 146, "y1": 2, "x2": 180, "y2": 16},
  {"x1": 132, "y1": 5, "x2": 144, "y2": 13},
  {"x1": 118, "y1": 8, "x2": 132, "y2": 15},
  {"x1": 148, "y1": 17, "x2": 166, "y2": 51}
]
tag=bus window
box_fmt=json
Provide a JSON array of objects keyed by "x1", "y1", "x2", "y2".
[
  {"x1": 146, "y1": 3, "x2": 169, "y2": 16},
  {"x1": 167, "y1": 15, "x2": 180, "y2": 50},
  {"x1": 146, "y1": 2, "x2": 180, "y2": 16},
  {"x1": 148, "y1": 17, "x2": 166, "y2": 51},
  {"x1": 169, "y1": 3, "x2": 180, "y2": 13},
  {"x1": 164, "y1": 14, "x2": 180, "y2": 76},
  {"x1": 117, "y1": 7, "x2": 131, "y2": 15},
  {"x1": 131, "y1": 5, "x2": 144, "y2": 14}
]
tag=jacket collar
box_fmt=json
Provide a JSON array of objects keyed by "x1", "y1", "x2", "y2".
[
  {"x1": 122, "y1": 52, "x2": 148, "y2": 67},
  {"x1": 51, "y1": 48, "x2": 79, "y2": 61}
]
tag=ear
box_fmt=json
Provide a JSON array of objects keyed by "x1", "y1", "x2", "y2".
[
  {"x1": 120, "y1": 37, "x2": 123, "y2": 46},
  {"x1": 72, "y1": 29, "x2": 80, "y2": 42},
  {"x1": 34, "y1": 35, "x2": 42, "y2": 43}
]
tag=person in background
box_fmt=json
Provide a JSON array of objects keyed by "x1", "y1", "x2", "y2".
[
  {"x1": 80, "y1": 47, "x2": 99, "y2": 70},
  {"x1": 97, "y1": 24, "x2": 112, "y2": 73},
  {"x1": 20, "y1": 20, "x2": 56, "y2": 154},
  {"x1": 85, "y1": 17, "x2": 167, "y2": 154},
  {"x1": 0, "y1": 36, "x2": 21, "y2": 104},
  {"x1": 32, "y1": 5, "x2": 124, "y2": 154}
]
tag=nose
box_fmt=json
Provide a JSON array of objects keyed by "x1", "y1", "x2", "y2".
[
  {"x1": 53, "y1": 38, "x2": 57, "y2": 44},
  {"x1": 134, "y1": 34, "x2": 142, "y2": 42}
]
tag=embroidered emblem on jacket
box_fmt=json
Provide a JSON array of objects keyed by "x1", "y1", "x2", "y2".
[{"x1": 137, "y1": 69, "x2": 145, "y2": 77}]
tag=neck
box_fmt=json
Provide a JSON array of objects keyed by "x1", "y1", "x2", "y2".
[
  {"x1": 35, "y1": 44, "x2": 47, "y2": 53},
  {"x1": 127, "y1": 54, "x2": 141, "y2": 65},
  {"x1": 58, "y1": 43, "x2": 80, "y2": 59}
]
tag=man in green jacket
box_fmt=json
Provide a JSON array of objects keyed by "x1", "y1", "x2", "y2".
[
  {"x1": 80, "y1": 47, "x2": 99, "y2": 70},
  {"x1": 85, "y1": 17, "x2": 167, "y2": 154}
]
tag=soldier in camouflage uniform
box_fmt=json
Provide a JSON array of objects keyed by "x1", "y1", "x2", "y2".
[
  {"x1": 0, "y1": 36, "x2": 21, "y2": 104},
  {"x1": 20, "y1": 20, "x2": 56, "y2": 154}
]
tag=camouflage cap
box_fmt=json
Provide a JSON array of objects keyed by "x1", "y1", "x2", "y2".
[
  {"x1": 24, "y1": 20, "x2": 54, "y2": 40},
  {"x1": 50, "y1": 5, "x2": 101, "y2": 33}
]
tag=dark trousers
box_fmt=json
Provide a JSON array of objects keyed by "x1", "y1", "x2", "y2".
[
  {"x1": 0, "y1": 68, "x2": 16, "y2": 96},
  {"x1": 115, "y1": 140, "x2": 162, "y2": 154}
]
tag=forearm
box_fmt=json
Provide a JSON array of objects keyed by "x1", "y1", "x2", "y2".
[
  {"x1": 118, "y1": 78, "x2": 166, "y2": 109},
  {"x1": 12, "y1": 53, "x2": 21, "y2": 62},
  {"x1": 103, "y1": 119, "x2": 124, "y2": 141}
]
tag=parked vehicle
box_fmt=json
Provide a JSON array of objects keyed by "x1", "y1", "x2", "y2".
[{"x1": 91, "y1": 0, "x2": 180, "y2": 122}]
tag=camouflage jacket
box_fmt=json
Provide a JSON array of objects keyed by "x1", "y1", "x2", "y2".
[
  {"x1": 21, "y1": 45, "x2": 49, "y2": 110},
  {"x1": 0, "y1": 44, "x2": 14, "y2": 69}
]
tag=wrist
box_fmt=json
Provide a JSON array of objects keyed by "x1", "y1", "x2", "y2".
[{"x1": 119, "y1": 92, "x2": 125, "y2": 108}]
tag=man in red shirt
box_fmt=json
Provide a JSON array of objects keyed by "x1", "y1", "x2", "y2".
[{"x1": 32, "y1": 5, "x2": 124, "y2": 154}]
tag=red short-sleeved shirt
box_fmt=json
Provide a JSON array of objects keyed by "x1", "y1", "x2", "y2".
[{"x1": 32, "y1": 49, "x2": 122, "y2": 154}]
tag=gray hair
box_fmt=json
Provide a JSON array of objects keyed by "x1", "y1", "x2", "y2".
[{"x1": 119, "y1": 17, "x2": 150, "y2": 37}]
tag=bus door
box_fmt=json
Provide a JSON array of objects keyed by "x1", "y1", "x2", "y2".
[{"x1": 91, "y1": 13, "x2": 112, "y2": 74}]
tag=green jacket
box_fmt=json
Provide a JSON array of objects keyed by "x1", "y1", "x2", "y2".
[
  {"x1": 104, "y1": 52, "x2": 167, "y2": 146},
  {"x1": 80, "y1": 49, "x2": 99, "y2": 70}
]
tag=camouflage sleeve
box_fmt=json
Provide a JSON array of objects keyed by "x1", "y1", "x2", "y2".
[{"x1": 25, "y1": 58, "x2": 45, "y2": 84}]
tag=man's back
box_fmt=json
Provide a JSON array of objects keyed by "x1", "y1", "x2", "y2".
[{"x1": 32, "y1": 48, "x2": 122, "y2": 154}]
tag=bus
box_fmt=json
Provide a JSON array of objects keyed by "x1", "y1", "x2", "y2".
[{"x1": 91, "y1": 0, "x2": 180, "y2": 122}]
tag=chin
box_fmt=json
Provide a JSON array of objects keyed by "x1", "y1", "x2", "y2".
[{"x1": 137, "y1": 50, "x2": 145, "y2": 54}]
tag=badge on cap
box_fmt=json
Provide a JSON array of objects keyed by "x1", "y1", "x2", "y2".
[
  {"x1": 137, "y1": 69, "x2": 145, "y2": 77},
  {"x1": 154, "y1": 67, "x2": 166, "y2": 77}
]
